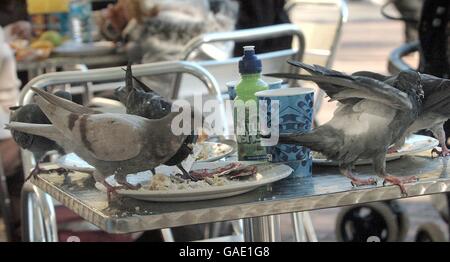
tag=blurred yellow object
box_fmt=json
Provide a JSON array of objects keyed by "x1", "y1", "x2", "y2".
[
  {"x1": 31, "y1": 40, "x2": 54, "y2": 49},
  {"x1": 39, "y1": 31, "x2": 64, "y2": 46},
  {"x1": 27, "y1": 0, "x2": 69, "y2": 14}
]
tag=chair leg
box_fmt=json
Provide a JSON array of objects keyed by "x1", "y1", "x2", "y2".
[
  {"x1": 292, "y1": 212, "x2": 318, "y2": 242},
  {"x1": 231, "y1": 220, "x2": 243, "y2": 235},
  {"x1": 160, "y1": 228, "x2": 175, "y2": 242},
  {"x1": 292, "y1": 212, "x2": 306, "y2": 242},
  {"x1": 34, "y1": 186, "x2": 58, "y2": 242},
  {"x1": 21, "y1": 182, "x2": 40, "y2": 242},
  {"x1": 21, "y1": 182, "x2": 58, "y2": 242},
  {"x1": 242, "y1": 215, "x2": 281, "y2": 242},
  {"x1": 302, "y1": 211, "x2": 318, "y2": 242}
]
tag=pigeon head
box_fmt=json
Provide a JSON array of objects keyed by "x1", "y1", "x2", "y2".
[{"x1": 395, "y1": 70, "x2": 424, "y2": 102}]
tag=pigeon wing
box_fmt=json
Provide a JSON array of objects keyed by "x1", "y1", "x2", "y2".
[
  {"x1": 71, "y1": 114, "x2": 144, "y2": 161},
  {"x1": 265, "y1": 73, "x2": 412, "y2": 111},
  {"x1": 421, "y1": 76, "x2": 450, "y2": 115}
]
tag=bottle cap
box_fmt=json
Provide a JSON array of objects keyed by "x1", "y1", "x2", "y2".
[{"x1": 238, "y1": 46, "x2": 262, "y2": 74}]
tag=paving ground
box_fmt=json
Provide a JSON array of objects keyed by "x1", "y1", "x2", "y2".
[{"x1": 0, "y1": 0, "x2": 448, "y2": 242}]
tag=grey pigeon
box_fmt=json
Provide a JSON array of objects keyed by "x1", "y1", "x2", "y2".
[
  {"x1": 6, "y1": 87, "x2": 188, "y2": 199},
  {"x1": 114, "y1": 63, "x2": 201, "y2": 180},
  {"x1": 9, "y1": 90, "x2": 74, "y2": 180},
  {"x1": 353, "y1": 70, "x2": 450, "y2": 157},
  {"x1": 115, "y1": 63, "x2": 172, "y2": 119},
  {"x1": 266, "y1": 61, "x2": 424, "y2": 195}
]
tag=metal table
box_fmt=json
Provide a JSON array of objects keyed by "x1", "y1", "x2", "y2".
[{"x1": 29, "y1": 152, "x2": 450, "y2": 239}]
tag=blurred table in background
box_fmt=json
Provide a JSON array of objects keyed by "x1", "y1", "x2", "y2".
[{"x1": 17, "y1": 52, "x2": 128, "y2": 80}]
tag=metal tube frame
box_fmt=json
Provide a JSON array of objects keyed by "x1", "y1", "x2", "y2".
[
  {"x1": 243, "y1": 216, "x2": 281, "y2": 242},
  {"x1": 176, "y1": 23, "x2": 306, "y2": 88},
  {"x1": 21, "y1": 182, "x2": 58, "y2": 242},
  {"x1": 387, "y1": 41, "x2": 419, "y2": 74}
]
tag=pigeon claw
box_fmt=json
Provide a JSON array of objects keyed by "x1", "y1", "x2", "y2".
[
  {"x1": 25, "y1": 164, "x2": 73, "y2": 182},
  {"x1": 382, "y1": 175, "x2": 418, "y2": 197},
  {"x1": 25, "y1": 165, "x2": 42, "y2": 182},
  {"x1": 105, "y1": 185, "x2": 124, "y2": 202},
  {"x1": 387, "y1": 147, "x2": 399, "y2": 154}
]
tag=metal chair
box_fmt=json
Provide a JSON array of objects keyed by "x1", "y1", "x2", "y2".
[{"x1": 19, "y1": 61, "x2": 223, "y2": 242}]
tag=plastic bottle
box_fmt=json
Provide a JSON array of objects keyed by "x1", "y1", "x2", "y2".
[
  {"x1": 234, "y1": 46, "x2": 269, "y2": 161},
  {"x1": 69, "y1": 0, "x2": 93, "y2": 43}
]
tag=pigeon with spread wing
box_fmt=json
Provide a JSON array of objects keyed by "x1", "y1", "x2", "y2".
[{"x1": 266, "y1": 61, "x2": 424, "y2": 195}]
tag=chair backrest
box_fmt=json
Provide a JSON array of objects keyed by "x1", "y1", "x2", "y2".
[
  {"x1": 177, "y1": 23, "x2": 305, "y2": 96},
  {"x1": 286, "y1": 0, "x2": 347, "y2": 67},
  {"x1": 178, "y1": 49, "x2": 296, "y2": 97},
  {"x1": 286, "y1": 0, "x2": 348, "y2": 125}
]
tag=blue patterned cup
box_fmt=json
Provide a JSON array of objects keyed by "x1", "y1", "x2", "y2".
[{"x1": 255, "y1": 87, "x2": 314, "y2": 177}]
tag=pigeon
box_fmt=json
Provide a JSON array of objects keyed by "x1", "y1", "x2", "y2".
[
  {"x1": 352, "y1": 70, "x2": 450, "y2": 157},
  {"x1": 115, "y1": 63, "x2": 172, "y2": 119},
  {"x1": 9, "y1": 90, "x2": 75, "y2": 180},
  {"x1": 6, "y1": 87, "x2": 189, "y2": 199},
  {"x1": 266, "y1": 61, "x2": 425, "y2": 195},
  {"x1": 114, "y1": 63, "x2": 203, "y2": 180}
]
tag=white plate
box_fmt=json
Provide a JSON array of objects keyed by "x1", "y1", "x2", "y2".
[
  {"x1": 96, "y1": 162, "x2": 293, "y2": 202},
  {"x1": 53, "y1": 41, "x2": 116, "y2": 56},
  {"x1": 195, "y1": 141, "x2": 235, "y2": 162},
  {"x1": 312, "y1": 134, "x2": 439, "y2": 166}
]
